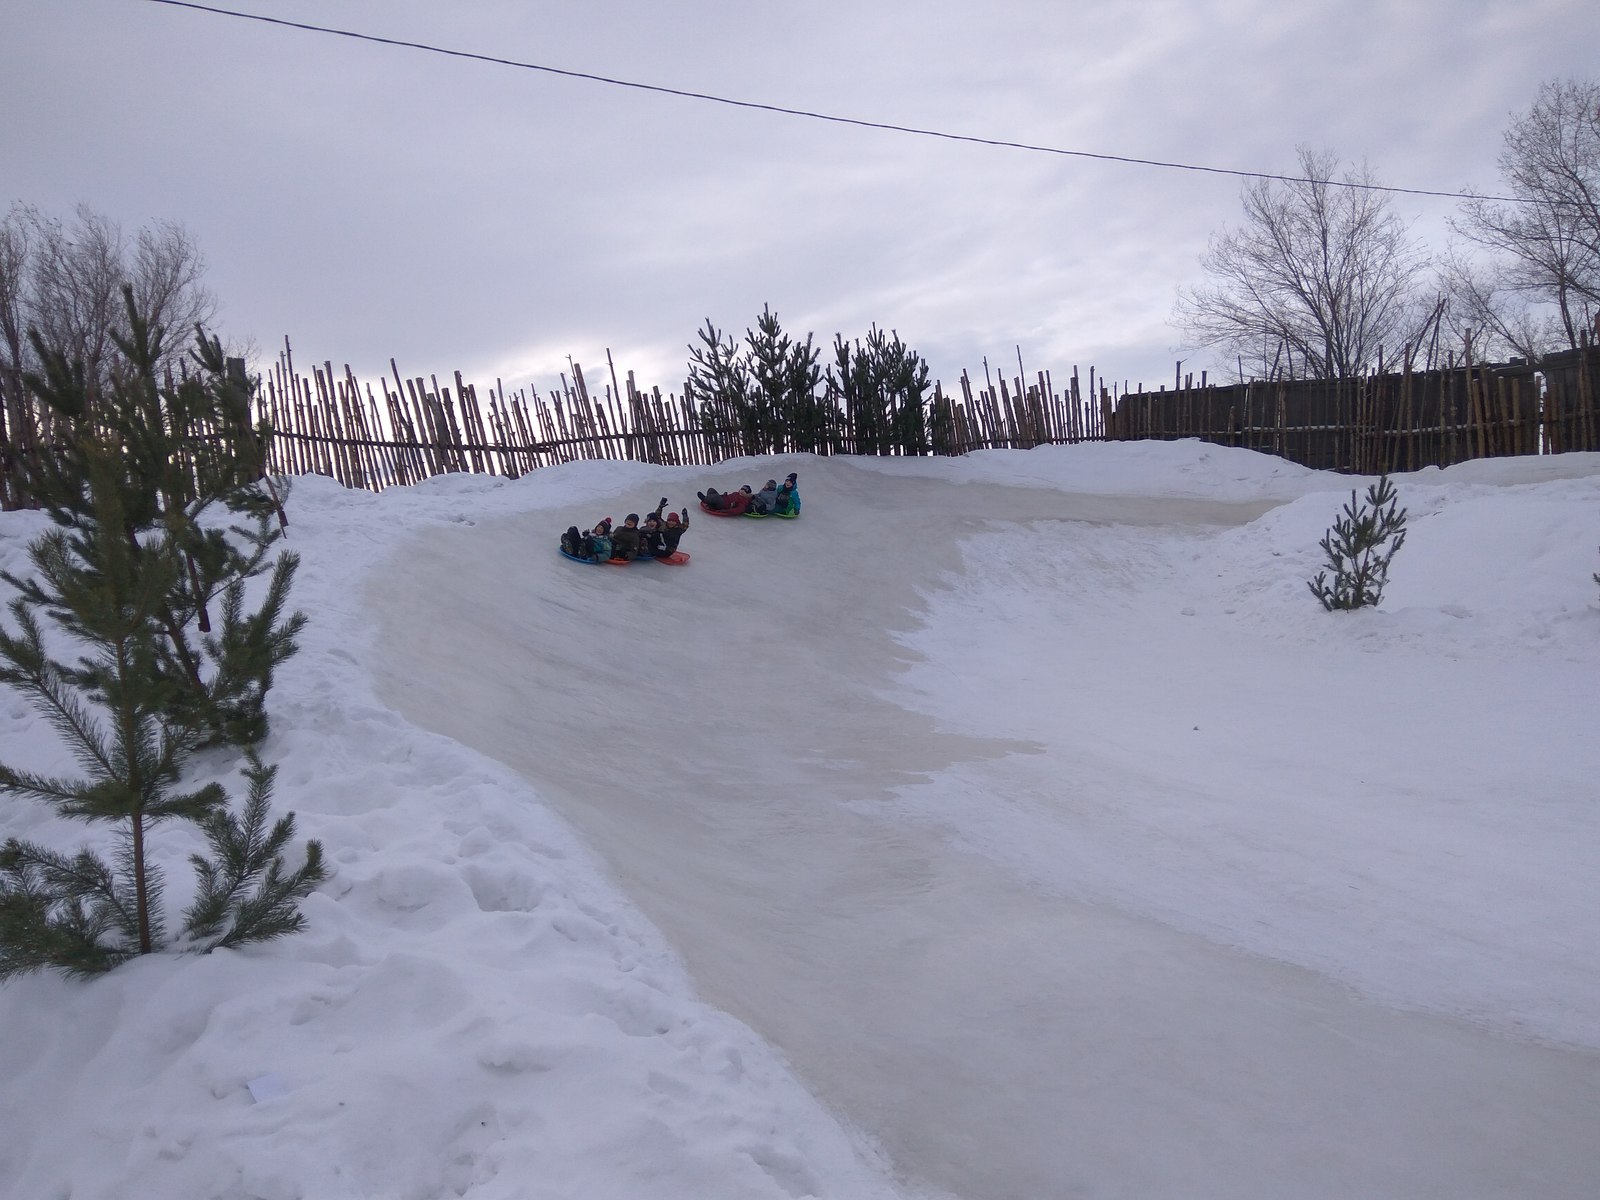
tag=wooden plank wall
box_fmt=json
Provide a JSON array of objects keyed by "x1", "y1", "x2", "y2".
[{"x1": 1102, "y1": 351, "x2": 1596, "y2": 474}]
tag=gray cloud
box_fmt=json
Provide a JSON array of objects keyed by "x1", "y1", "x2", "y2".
[{"x1": 4, "y1": 0, "x2": 1595, "y2": 404}]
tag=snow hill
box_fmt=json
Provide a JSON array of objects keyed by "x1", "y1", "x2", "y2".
[{"x1": 2, "y1": 442, "x2": 1598, "y2": 1200}]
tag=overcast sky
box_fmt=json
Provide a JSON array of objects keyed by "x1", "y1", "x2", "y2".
[{"x1": 5, "y1": 0, "x2": 1596, "y2": 400}]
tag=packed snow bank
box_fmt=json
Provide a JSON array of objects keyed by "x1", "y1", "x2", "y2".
[
  {"x1": 887, "y1": 469, "x2": 1600, "y2": 1049},
  {"x1": 0, "y1": 466, "x2": 921, "y2": 1200},
  {"x1": 366, "y1": 448, "x2": 1600, "y2": 1200},
  {"x1": 3, "y1": 442, "x2": 1598, "y2": 1200}
]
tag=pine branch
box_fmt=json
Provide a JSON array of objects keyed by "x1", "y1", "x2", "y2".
[
  {"x1": 0, "y1": 601, "x2": 118, "y2": 781},
  {"x1": 0, "y1": 839, "x2": 144, "y2": 978},
  {"x1": 182, "y1": 757, "x2": 326, "y2": 951},
  {"x1": 0, "y1": 764, "x2": 119, "y2": 811},
  {"x1": 143, "y1": 780, "x2": 228, "y2": 824}
]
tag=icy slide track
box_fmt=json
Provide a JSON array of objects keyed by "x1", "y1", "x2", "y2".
[{"x1": 370, "y1": 458, "x2": 1597, "y2": 1200}]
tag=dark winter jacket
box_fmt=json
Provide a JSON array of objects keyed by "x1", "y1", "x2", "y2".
[
  {"x1": 610, "y1": 523, "x2": 643, "y2": 559},
  {"x1": 639, "y1": 522, "x2": 667, "y2": 557}
]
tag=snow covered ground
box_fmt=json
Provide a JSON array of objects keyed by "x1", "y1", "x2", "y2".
[{"x1": 1, "y1": 441, "x2": 1597, "y2": 1199}]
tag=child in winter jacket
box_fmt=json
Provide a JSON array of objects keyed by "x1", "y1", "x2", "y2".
[
  {"x1": 610, "y1": 514, "x2": 643, "y2": 561},
  {"x1": 662, "y1": 508, "x2": 690, "y2": 553},
  {"x1": 750, "y1": 480, "x2": 780, "y2": 514},
  {"x1": 586, "y1": 521, "x2": 613, "y2": 562},
  {"x1": 639, "y1": 513, "x2": 667, "y2": 558},
  {"x1": 698, "y1": 486, "x2": 753, "y2": 514},
  {"x1": 646, "y1": 497, "x2": 691, "y2": 555},
  {"x1": 774, "y1": 473, "x2": 800, "y2": 514}
]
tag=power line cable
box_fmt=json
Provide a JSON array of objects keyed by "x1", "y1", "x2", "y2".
[{"x1": 144, "y1": 0, "x2": 1518, "y2": 204}]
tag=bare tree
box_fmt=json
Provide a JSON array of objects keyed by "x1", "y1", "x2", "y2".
[
  {"x1": 1174, "y1": 147, "x2": 1433, "y2": 380},
  {"x1": 0, "y1": 203, "x2": 218, "y2": 388},
  {"x1": 0, "y1": 210, "x2": 29, "y2": 399},
  {"x1": 1450, "y1": 78, "x2": 1600, "y2": 358},
  {"x1": 26, "y1": 204, "x2": 126, "y2": 388},
  {"x1": 131, "y1": 218, "x2": 217, "y2": 354},
  {"x1": 1436, "y1": 246, "x2": 1557, "y2": 363}
]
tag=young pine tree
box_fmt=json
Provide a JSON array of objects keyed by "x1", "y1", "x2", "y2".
[
  {"x1": 691, "y1": 308, "x2": 830, "y2": 456},
  {"x1": 782, "y1": 327, "x2": 828, "y2": 454},
  {"x1": 687, "y1": 318, "x2": 760, "y2": 457},
  {"x1": 0, "y1": 292, "x2": 323, "y2": 980},
  {"x1": 1308, "y1": 476, "x2": 1409, "y2": 611},
  {"x1": 745, "y1": 305, "x2": 792, "y2": 455},
  {"x1": 19, "y1": 287, "x2": 297, "y2": 747},
  {"x1": 739, "y1": 304, "x2": 829, "y2": 454},
  {"x1": 829, "y1": 333, "x2": 877, "y2": 454},
  {"x1": 828, "y1": 326, "x2": 932, "y2": 456},
  {"x1": 872, "y1": 327, "x2": 931, "y2": 455}
]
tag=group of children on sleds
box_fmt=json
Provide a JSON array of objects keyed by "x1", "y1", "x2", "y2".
[
  {"x1": 698, "y1": 473, "x2": 800, "y2": 517},
  {"x1": 558, "y1": 472, "x2": 801, "y2": 565},
  {"x1": 560, "y1": 498, "x2": 690, "y2": 563}
]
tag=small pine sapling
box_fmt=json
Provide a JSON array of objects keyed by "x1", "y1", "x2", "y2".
[
  {"x1": 0, "y1": 451, "x2": 208, "y2": 974},
  {"x1": 1308, "y1": 475, "x2": 1409, "y2": 611},
  {"x1": 18, "y1": 288, "x2": 299, "y2": 749},
  {"x1": 0, "y1": 293, "x2": 323, "y2": 981},
  {"x1": 0, "y1": 445, "x2": 325, "y2": 978}
]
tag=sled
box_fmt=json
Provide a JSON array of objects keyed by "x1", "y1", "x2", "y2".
[
  {"x1": 560, "y1": 548, "x2": 634, "y2": 565},
  {"x1": 560, "y1": 548, "x2": 690, "y2": 566},
  {"x1": 699, "y1": 501, "x2": 749, "y2": 517},
  {"x1": 744, "y1": 508, "x2": 800, "y2": 519}
]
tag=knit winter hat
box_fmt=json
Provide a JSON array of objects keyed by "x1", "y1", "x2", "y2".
[{"x1": 666, "y1": 512, "x2": 681, "y2": 523}]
